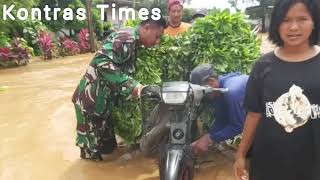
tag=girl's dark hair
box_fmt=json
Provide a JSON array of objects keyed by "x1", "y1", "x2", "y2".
[{"x1": 268, "y1": 0, "x2": 320, "y2": 46}]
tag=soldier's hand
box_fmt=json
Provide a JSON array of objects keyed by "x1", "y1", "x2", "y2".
[{"x1": 133, "y1": 84, "x2": 144, "y2": 98}]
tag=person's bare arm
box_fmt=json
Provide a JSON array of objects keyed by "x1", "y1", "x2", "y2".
[
  {"x1": 234, "y1": 112, "x2": 262, "y2": 180},
  {"x1": 237, "y1": 112, "x2": 262, "y2": 157}
]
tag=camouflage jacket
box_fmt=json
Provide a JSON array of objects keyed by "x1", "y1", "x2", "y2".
[{"x1": 72, "y1": 28, "x2": 141, "y2": 116}]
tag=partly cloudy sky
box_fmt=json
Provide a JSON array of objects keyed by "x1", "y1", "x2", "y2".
[
  {"x1": 185, "y1": 0, "x2": 259, "y2": 11},
  {"x1": 186, "y1": 0, "x2": 232, "y2": 9}
]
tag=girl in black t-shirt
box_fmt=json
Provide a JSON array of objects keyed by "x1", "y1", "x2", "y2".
[{"x1": 234, "y1": 0, "x2": 320, "y2": 180}]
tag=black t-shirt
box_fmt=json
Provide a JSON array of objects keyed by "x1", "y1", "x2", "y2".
[{"x1": 245, "y1": 52, "x2": 320, "y2": 180}]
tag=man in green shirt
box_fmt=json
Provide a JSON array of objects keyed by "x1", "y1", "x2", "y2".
[{"x1": 72, "y1": 17, "x2": 166, "y2": 161}]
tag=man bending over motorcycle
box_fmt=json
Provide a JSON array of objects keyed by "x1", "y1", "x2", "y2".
[
  {"x1": 140, "y1": 64, "x2": 248, "y2": 156},
  {"x1": 189, "y1": 64, "x2": 248, "y2": 155}
]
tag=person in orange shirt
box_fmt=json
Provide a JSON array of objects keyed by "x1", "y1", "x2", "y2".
[{"x1": 164, "y1": 0, "x2": 191, "y2": 36}]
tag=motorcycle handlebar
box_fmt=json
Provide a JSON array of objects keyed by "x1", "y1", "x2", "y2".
[
  {"x1": 203, "y1": 87, "x2": 229, "y2": 94},
  {"x1": 141, "y1": 85, "x2": 161, "y2": 100},
  {"x1": 140, "y1": 84, "x2": 228, "y2": 99}
]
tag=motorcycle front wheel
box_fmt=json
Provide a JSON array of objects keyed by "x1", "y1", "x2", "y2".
[
  {"x1": 159, "y1": 145, "x2": 194, "y2": 180},
  {"x1": 180, "y1": 166, "x2": 192, "y2": 180}
]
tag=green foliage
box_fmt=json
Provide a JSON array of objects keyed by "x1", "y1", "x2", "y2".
[
  {"x1": 22, "y1": 20, "x2": 48, "y2": 56},
  {"x1": 198, "y1": 103, "x2": 215, "y2": 132},
  {"x1": 91, "y1": 7, "x2": 104, "y2": 40},
  {"x1": 0, "y1": 0, "x2": 39, "y2": 36},
  {"x1": 0, "y1": 1, "x2": 52, "y2": 57},
  {"x1": 182, "y1": 8, "x2": 195, "y2": 23},
  {"x1": 125, "y1": 19, "x2": 141, "y2": 28},
  {"x1": 103, "y1": 22, "x2": 113, "y2": 30},
  {"x1": 134, "y1": 47, "x2": 162, "y2": 84},
  {"x1": 34, "y1": 0, "x2": 103, "y2": 40},
  {"x1": 112, "y1": 97, "x2": 142, "y2": 144},
  {"x1": 140, "y1": 10, "x2": 260, "y2": 81},
  {"x1": 138, "y1": 0, "x2": 168, "y2": 16},
  {"x1": 38, "y1": 0, "x2": 86, "y2": 34},
  {"x1": 18, "y1": 38, "x2": 34, "y2": 56},
  {"x1": 188, "y1": 10, "x2": 261, "y2": 74},
  {"x1": 115, "y1": 10, "x2": 261, "y2": 144},
  {"x1": 67, "y1": 0, "x2": 87, "y2": 31},
  {"x1": 0, "y1": 33, "x2": 11, "y2": 47}
]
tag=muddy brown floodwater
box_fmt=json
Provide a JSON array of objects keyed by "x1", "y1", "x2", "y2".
[{"x1": 0, "y1": 35, "x2": 275, "y2": 180}]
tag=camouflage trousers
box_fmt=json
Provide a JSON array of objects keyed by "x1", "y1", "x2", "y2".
[{"x1": 74, "y1": 105, "x2": 117, "y2": 161}]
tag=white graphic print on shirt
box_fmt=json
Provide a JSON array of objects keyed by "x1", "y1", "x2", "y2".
[{"x1": 265, "y1": 85, "x2": 319, "y2": 133}]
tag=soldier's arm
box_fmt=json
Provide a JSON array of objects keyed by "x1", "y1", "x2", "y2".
[
  {"x1": 94, "y1": 55, "x2": 140, "y2": 97},
  {"x1": 96, "y1": 33, "x2": 141, "y2": 96}
]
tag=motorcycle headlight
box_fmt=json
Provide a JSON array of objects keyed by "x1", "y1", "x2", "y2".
[{"x1": 162, "y1": 92, "x2": 188, "y2": 104}]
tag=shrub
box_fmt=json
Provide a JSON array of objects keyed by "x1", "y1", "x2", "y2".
[
  {"x1": 38, "y1": 32, "x2": 55, "y2": 60},
  {"x1": 23, "y1": 20, "x2": 48, "y2": 56},
  {"x1": 0, "y1": 38, "x2": 31, "y2": 68},
  {"x1": 77, "y1": 28, "x2": 90, "y2": 53},
  {"x1": 11, "y1": 38, "x2": 32, "y2": 60},
  {"x1": 62, "y1": 38, "x2": 80, "y2": 55}
]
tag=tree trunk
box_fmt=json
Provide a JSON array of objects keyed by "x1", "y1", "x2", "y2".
[
  {"x1": 86, "y1": 0, "x2": 95, "y2": 53},
  {"x1": 261, "y1": 0, "x2": 266, "y2": 33}
]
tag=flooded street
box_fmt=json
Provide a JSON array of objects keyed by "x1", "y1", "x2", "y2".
[
  {"x1": 0, "y1": 54, "x2": 235, "y2": 180},
  {"x1": 0, "y1": 34, "x2": 274, "y2": 180}
]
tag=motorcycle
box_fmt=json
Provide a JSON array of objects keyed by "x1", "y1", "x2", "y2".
[{"x1": 140, "y1": 81, "x2": 228, "y2": 180}]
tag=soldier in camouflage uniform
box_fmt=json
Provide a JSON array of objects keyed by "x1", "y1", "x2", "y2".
[{"x1": 72, "y1": 18, "x2": 166, "y2": 161}]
